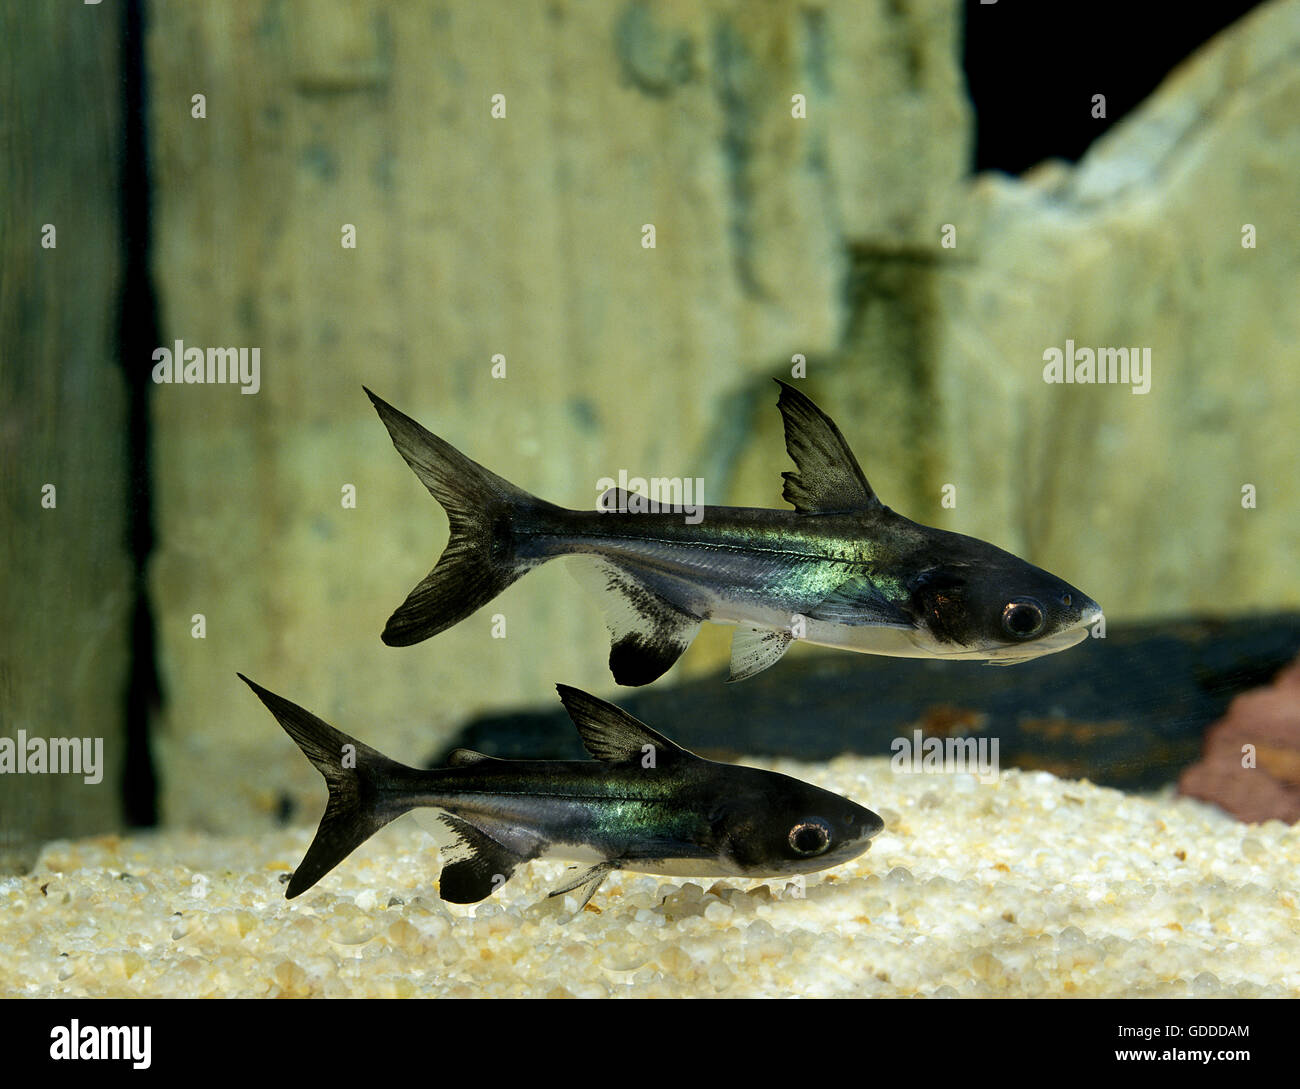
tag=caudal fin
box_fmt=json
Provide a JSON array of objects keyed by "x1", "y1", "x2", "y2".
[
  {"x1": 365, "y1": 388, "x2": 557, "y2": 646},
  {"x1": 238, "y1": 674, "x2": 417, "y2": 898}
]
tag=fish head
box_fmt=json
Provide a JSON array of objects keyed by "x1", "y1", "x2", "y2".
[
  {"x1": 902, "y1": 532, "x2": 1103, "y2": 664},
  {"x1": 712, "y1": 774, "x2": 885, "y2": 878}
]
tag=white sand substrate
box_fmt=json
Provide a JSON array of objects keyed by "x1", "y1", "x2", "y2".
[{"x1": 4, "y1": 757, "x2": 1298, "y2": 998}]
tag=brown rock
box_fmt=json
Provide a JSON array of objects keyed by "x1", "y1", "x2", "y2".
[{"x1": 1178, "y1": 655, "x2": 1300, "y2": 823}]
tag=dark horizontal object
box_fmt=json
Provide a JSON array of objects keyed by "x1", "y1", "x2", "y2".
[{"x1": 432, "y1": 613, "x2": 1300, "y2": 792}]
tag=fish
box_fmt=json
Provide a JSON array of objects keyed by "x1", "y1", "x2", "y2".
[
  {"x1": 238, "y1": 674, "x2": 884, "y2": 908},
  {"x1": 365, "y1": 381, "x2": 1102, "y2": 685}
]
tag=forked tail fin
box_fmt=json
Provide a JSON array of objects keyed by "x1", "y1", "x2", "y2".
[
  {"x1": 238, "y1": 674, "x2": 418, "y2": 898},
  {"x1": 365, "y1": 387, "x2": 559, "y2": 646}
]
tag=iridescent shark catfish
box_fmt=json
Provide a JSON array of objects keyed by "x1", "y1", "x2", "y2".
[
  {"x1": 238, "y1": 675, "x2": 883, "y2": 908},
  {"x1": 364, "y1": 381, "x2": 1102, "y2": 686}
]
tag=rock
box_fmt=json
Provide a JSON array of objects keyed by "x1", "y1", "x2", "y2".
[
  {"x1": 142, "y1": 0, "x2": 969, "y2": 831},
  {"x1": 443, "y1": 613, "x2": 1300, "y2": 792},
  {"x1": 1179, "y1": 653, "x2": 1300, "y2": 823},
  {"x1": 136, "y1": 0, "x2": 1300, "y2": 832},
  {"x1": 928, "y1": 0, "x2": 1300, "y2": 626}
]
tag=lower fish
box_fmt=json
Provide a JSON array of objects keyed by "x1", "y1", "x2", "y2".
[
  {"x1": 239, "y1": 674, "x2": 883, "y2": 908},
  {"x1": 365, "y1": 381, "x2": 1102, "y2": 685}
]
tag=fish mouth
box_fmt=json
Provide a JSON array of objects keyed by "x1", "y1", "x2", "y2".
[
  {"x1": 1080, "y1": 603, "x2": 1104, "y2": 628},
  {"x1": 1042, "y1": 623, "x2": 1091, "y2": 653},
  {"x1": 919, "y1": 605, "x2": 1102, "y2": 665},
  {"x1": 993, "y1": 626, "x2": 1087, "y2": 662},
  {"x1": 846, "y1": 810, "x2": 886, "y2": 855},
  {"x1": 988, "y1": 604, "x2": 1103, "y2": 663}
]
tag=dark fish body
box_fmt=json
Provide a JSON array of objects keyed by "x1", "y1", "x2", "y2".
[
  {"x1": 366, "y1": 381, "x2": 1102, "y2": 685},
  {"x1": 239, "y1": 675, "x2": 883, "y2": 906}
]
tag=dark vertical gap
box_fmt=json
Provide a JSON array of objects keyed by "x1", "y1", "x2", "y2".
[
  {"x1": 711, "y1": 19, "x2": 763, "y2": 300},
  {"x1": 963, "y1": 0, "x2": 1267, "y2": 175},
  {"x1": 117, "y1": 0, "x2": 161, "y2": 827}
]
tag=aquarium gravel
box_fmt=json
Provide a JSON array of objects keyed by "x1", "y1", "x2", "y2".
[{"x1": 5, "y1": 757, "x2": 1298, "y2": 999}]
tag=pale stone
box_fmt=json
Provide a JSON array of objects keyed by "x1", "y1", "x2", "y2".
[
  {"x1": 144, "y1": 0, "x2": 969, "y2": 830},
  {"x1": 929, "y1": 0, "x2": 1300, "y2": 622}
]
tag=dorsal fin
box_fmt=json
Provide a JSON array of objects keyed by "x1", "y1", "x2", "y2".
[
  {"x1": 596, "y1": 487, "x2": 638, "y2": 513},
  {"x1": 774, "y1": 379, "x2": 880, "y2": 514},
  {"x1": 554, "y1": 684, "x2": 689, "y2": 763},
  {"x1": 445, "y1": 748, "x2": 501, "y2": 767}
]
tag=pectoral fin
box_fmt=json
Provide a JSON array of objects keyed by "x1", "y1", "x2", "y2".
[
  {"x1": 566, "y1": 557, "x2": 702, "y2": 686},
  {"x1": 727, "y1": 626, "x2": 793, "y2": 682},
  {"x1": 547, "y1": 860, "x2": 621, "y2": 911},
  {"x1": 806, "y1": 575, "x2": 912, "y2": 627}
]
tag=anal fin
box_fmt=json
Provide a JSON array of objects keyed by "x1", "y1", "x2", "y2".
[
  {"x1": 565, "y1": 557, "x2": 701, "y2": 686},
  {"x1": 436, "y1": 814, "x2": 538, "y2": 904},
  {"x1": 727, "y1": 626, "x2": 793, "y2": 682}
]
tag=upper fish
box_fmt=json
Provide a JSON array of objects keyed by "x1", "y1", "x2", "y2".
[
  {"x1": 238, "y1": 675, "x2": 883, "y2": 908},
  {"x1": 365, "y1": 381, "x2": 1102, "y2": 686}
]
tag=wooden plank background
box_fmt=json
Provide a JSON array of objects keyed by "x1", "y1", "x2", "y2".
[{"x1": 0, "y1": 1, "x2": 131, "y2": 867}]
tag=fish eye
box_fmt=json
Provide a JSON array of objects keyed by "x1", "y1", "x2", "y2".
[
  {"x1": 1002, "y1": 599, "x2": 1045, "y2": 639},
  {"x1": 789, "y1": 819, "x2": 832, "y2": 857}
]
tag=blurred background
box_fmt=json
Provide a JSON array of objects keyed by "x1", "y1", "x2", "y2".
[{"x1": 3, "y1": 0, "x2": 1296, "y2": 863}]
